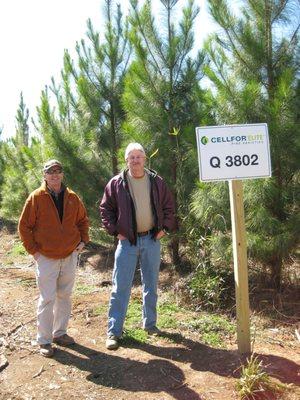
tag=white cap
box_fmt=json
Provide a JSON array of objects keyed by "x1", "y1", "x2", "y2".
[{"x1": 125, "y1": 143, "x2": 145, "y2": 160}]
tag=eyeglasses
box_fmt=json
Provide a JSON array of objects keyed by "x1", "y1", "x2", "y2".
[
  {"x1": 127, "y1": 155, "x2": 145, "y2": 161},
  {"x1": 46, "y1": 168, "x2": 63, "y2": 175}
]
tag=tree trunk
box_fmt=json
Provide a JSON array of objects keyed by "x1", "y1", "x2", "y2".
[
  {"x1": 169, "y1": 236, "x2": 181, "y2": 267},
  {"x1": 270, "y1": 255, "x2": 283, "y2": 290},
  {"x1": 110, "y1": 101, "x2": 119, "y2": 176},
  {"x1": 168, "y1": 134, "x2": 182, "y2": 268}
]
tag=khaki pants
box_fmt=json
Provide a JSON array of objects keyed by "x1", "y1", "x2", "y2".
[{"x1": 35, "y1": 252, "x2": 78, "y2": 345}]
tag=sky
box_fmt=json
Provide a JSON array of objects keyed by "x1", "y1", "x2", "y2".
[{"x1": 0, "y1": 0, "x2": 216, "y2": 140}]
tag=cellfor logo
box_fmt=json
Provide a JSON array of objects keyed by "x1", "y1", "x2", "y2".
[{"x1": 201, "y1": 136, "x2": 209, "y2": 145}]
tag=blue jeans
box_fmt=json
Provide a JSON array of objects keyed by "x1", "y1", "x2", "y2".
[{"x1": 107, "y1": 233, "x2": 161, "y2": 337}]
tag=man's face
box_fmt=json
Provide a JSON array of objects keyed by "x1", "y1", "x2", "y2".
[
  {"x1": 44, "y1": 166, "x2": 64, "y2": 188},
  {"x1": 126, "y1": 149, "x2": 146, "y2": 176}
]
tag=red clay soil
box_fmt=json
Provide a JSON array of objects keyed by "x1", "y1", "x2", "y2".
[{"x1": 0, "y1": 229, "x2": 299, "y2": 400}]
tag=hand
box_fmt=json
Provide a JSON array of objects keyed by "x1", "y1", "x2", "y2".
[
  {"x1": 117, "y1": 234, "x2": 127, "y2": 240},
  {"x1": 75, "y1": 241, "x2": 85, "y2": 253},
  {"x1": 33, "y1": 252, "x2": 40, "y2": 261},
  {"x1": 155, "y1": 230, "x2": 165, "y2": 240}
]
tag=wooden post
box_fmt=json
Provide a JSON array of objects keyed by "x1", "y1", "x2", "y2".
[{"x1": 229, "y1": 180, "x2": 251, "y2": 354}]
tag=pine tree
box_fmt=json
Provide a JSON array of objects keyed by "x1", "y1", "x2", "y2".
[
  {"x1": 68, "y1": 0, "x2": 131, "y2": 176},
  {"x1": 1, "y1": 94, "x2": 42, "y2": 218},
  {"x1": 36, "y1": 0, "x2": 130, "y2": 222},
  {"x1": 123, "y1": 0, "x2": 207, "y2": 265},
  {"x1": 192, "y1": 0, "x2": 300, "y2": 288},
  {"x1": 0, "y1": 128, "x2": 4, "y2": 203},
  {"x1": 15, "y1": 93, "x2": 29, "y2": 146}
]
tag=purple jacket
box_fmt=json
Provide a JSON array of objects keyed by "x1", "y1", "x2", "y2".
[{"x1": 100, "y1": 169, "x2": 176, "y2": 245}]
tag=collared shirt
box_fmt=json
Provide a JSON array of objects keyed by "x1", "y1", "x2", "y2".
[{"x1": 47, "y1": 184, "x2": 65, "y2": 222}]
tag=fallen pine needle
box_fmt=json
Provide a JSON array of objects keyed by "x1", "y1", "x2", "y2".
[{"x1": 32, "y1": 365, "x2": 45, "y2": 378}]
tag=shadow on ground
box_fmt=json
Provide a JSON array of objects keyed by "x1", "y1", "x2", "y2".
[
  {"x1": 55, "y1": 342, "x2": 203, "y2": 400},
  {"x1": 137, "y1": 332, "x2": 300, "y2": 386},
  {"x1": 0, "y1": 217, "x2": 17, "y2": 234},
  {"x1": 54, "y1": 333, "x2": 299, "y2": 400}
]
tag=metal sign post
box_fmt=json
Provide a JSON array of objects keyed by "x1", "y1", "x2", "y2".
[{"x1": 196, "y1": 124, "x2": 271, "y2": 354}]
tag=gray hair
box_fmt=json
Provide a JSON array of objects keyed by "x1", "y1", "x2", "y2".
[{"x1": 124, "y1": 143, "x2": 145, "y2": 160}]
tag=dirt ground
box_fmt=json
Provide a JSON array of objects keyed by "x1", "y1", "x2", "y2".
[{"x1": 0, "y1": 225, "x2": 299, "y2": 400}]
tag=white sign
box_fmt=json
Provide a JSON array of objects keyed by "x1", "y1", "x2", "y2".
[{"x1": 196, "y1": 124, "x2": 271, "y2": 182}]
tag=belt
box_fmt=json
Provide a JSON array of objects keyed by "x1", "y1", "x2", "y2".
[{"x1": 137, "y1": 230, "x2": 152, "y2": 237}]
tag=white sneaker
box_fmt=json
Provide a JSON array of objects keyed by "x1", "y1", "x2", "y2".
[{"x1": 106, "y1": 335, "x2": 119, "y2": 350}]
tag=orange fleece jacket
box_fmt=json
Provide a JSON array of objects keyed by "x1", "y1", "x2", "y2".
[{"x1": 18, "y1": 182, "x2": 89, "y2": 259}]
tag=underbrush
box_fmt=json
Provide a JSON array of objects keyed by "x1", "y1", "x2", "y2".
[
  {"x1": 2, "y1": 239, "x2": 28, "y2": 265},
  {"x1": 8, "y1": 241, "x2": 27, "y2": 256},
  {"x1": 172, "y1": 255, "x2": 299, "y2": 323},
  {"x1": 116, "y1": 297, "x2": 235, "y2": 347},
  {"x1": 172, "y1": 258, "x2": 235, "y2": 313},
  {"x1": 236, "y1": 354, "x2": 292, "y2": 399}
]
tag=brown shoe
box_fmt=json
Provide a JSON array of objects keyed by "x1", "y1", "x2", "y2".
[
  {"x1": 40, "y1": 344, "x2": 54, "y2": 357},
  {"x1": 53, "y1": 334, "x2": 75, "y2": 346},
  {"x1": 144, "y1": 326, "x2": 162, "y2": 336}
]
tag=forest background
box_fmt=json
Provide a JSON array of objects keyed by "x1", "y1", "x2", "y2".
[{"x1": 0, "y1": 0, "x2": 299, "y2": 309}]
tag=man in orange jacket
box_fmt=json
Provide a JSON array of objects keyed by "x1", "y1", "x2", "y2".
[{"x1": 18, "y1": 159, "x2": 89, "y2": 357}]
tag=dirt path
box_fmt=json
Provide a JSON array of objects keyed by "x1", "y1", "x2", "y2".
[{"x1": 0, "y1": 231, "x2": 299, "y2": 400}]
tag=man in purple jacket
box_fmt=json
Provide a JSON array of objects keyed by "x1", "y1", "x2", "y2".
[{"x1": 100, "y1": 143, "x2": 176, "y2": 350}]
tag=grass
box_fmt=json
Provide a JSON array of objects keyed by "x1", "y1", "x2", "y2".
[
  {"x1": 181, "y1": 313, "x2": 235, "y2": 347},
  {"x1": 91, "y1": 291, "x2": 235, "y2": 347},
  {"x1": 236, "y1": 353, "x2": 290, "y2": 399},
  {"x1": 125, "y1": 299, "x2": 143, "y2": 327},
  {"x1": 121, "y1": 298, "x2": 183, "y2": 344},
  {"x1": 15, "y1": 276, "x2": 36, "y2": 288},
  {"x1": 10, "y1": 242, "x2": 27, "y2": 256},
  {"x1": 92, "y1": 304, "x2": 107, "y2": 316},
  {"x1": 121, "y1": 328, "x2": 148, "y2": 345},
  {"x1": 105, "y1": 299, "x2": 147, "y2": 344},
  {"x1": 92, "y1": 295, "x2": 235, "y2": 347},
  {"x1": 109, "y1": 296, "x2": 236, "y2": 347},
  {"x1": 1, "y1": 240, "x2": 28, "y2": 265},
  {"x1": 158, "y1": 300, "x2": 182, "y2": 329},
  {"x1": 74, "y1": 283, "x2": 98, "y2": 295},
  {"x1": 8, "y1": 241, "x2": 27, "y2": 256},
  {"x1": 125, "y1": 298, "x2": 183, "y2": 331}
]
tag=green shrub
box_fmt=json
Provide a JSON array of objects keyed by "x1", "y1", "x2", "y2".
[
  {"x1": 183, "y1": 313, "x2": 235, "y2": 346},
  {"x1": 9, "y1": 241, "x2": 27, "y2": 256},
  {"x1": 236, "y1": 354, "x2": 289, "y2": 399},
  {"x1": 188, "y1": 260, "x2": 233, "y2": 310}
]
